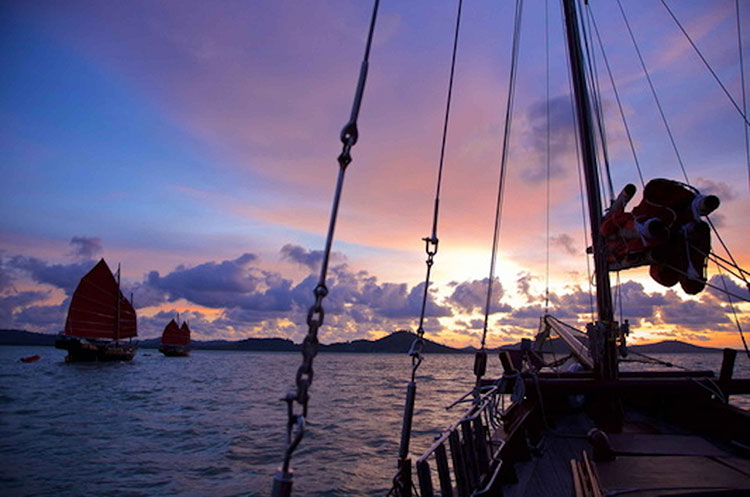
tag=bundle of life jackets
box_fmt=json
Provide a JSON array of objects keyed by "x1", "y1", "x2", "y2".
[{"x1": 600, "y1": 178, "x2": 720, "y2": 295}]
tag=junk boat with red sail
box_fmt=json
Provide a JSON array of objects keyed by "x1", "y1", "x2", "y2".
[
  {"x1": 54, "y1": 259, "x2": 137, "y2": 362},
  {"x1": 159, "y1": 318, "x2": 191, "y2": 357}
]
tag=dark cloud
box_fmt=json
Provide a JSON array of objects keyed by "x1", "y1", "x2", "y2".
[
  {"x1": 615, "y1": 281, "x2": 668, "y2": 320},
  {"x1": 706, "y1": 274, "x2": 750, "y2": 303},
  {"x1": 658, "y1": 291, "x2": 732, "y2": 331},
  {"x1": 520, "y1": 95, "x2": 576, "y2": 184},
  {"x1": 550, "y1": 233, "x2": 578, "y2": 256},
  {"x1": 8, "y1": 256, "x2": 95, "y2": 295},
  {"x1": 516, "y1": 272, "x2": 541, "y2": 302},
  {"x1": 0, "y1": 259, "x2": 15, "y2": 293},
  {"x1": 694, "y1": 177, "x2": 735, "y2": 202},
  {"x1": 548, "y1": 286, "x2": 594, "y2": 318},
  {"x1": 446, "y1": 277, "x2": 508, "y2": 313},
  {"x1": 145, "y1": 253, "x2": 293, "y2": 311},
  {"x1": 280, "y1": 243, "x2": 346, "y2": 272},
  {"x1": 13, "y1": 303, "x2": 66, "y2": 332},
  {"x1": 0, "y1": 291, "x2": 50, "y2": 326},
  {"x1": 69, "y1": 236, "x2": 103, "y2": 259}
]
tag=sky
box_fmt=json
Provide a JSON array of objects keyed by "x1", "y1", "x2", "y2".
[{"x1": 1, "y1": 0, "x2": 748, "y2": 349}]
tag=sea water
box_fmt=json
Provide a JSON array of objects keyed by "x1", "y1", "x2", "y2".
[{"x1": 0, "y1": 346, "x2": 747, "y2": 496}]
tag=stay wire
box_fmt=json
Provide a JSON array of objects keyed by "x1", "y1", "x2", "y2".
[
  {"x1": 560, "y1": 0, "x2": 595, "y2": 322},
  {"x1": 390, "y1": 2, "x2": 464, "y2": 494},
  {"x1": 707, "y1": 217, "x2": 750, "y2": 291},
  {"x1": 714, "y1": 263, "x2": 750, "y2": 360},
  {"x1": 580, "y1": 0, "x2": 614, "y2": 204},
  {"x1": 413, "y1": 0, "x2": 464, "y2": 359},
  {"x1": 545, "y1": 0, "x2": 551, "y2": 312},
  {"x1": 482, "y1": 0, "x2": 524, "y2": 349},
  {"x1": 738, "y1": 0, "x2": 750, "y2": 191},
  {"x1": 274, "y1": 0, "x2": 381, "y2": 486},
  {"x1": 616, "y1": 0, "x2": 690, "y2": 185},
  {"x1": 660, "y1": 0, "x2": 750, "y2": 128},
  {"x1": 587, "y1": 4, "x2": 645, "y2": 188}
]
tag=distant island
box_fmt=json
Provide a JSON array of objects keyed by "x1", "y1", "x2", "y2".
[{"x1": 0, "y1": 328, "x2": 725, "y2": 354}]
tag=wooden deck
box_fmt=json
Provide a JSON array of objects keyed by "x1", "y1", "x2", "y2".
[{"x1": 500, "y1": 408, "x2": 750, "y2": 497}]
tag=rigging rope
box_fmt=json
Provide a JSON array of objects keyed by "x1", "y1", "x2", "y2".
[
  {"x1": 545, "y1": 0, "x2": 551, "y2": 312},
  {"x1": 272, "y1": 2, "x2": 380, "y2": 495},
  {"x1": 714, "y1": 263, "x2": 750, "y2": 360},
  {"x1": 559, "y1": 0, "x2": 595, "y2": 322},
  {"x1": 481, "y1": 0, "x2": 524, "y2": 351},
  {"x1": 391, "y1": 1, "x2": 464, "y2": 494},
  {"x1": 587, "y1": 4, "x2": 645, "y2": 188},
  {"x1": 580, "y1": 2, "x2": 615, "y2": 204},
  {"x1": 706, "y1": 217, "x2": 750, "y2": 291},
  {"x1": 616, "y1": 0, "x2": 690, "y2": 184},
  {"x1": 738, "y1": 0, "x2": 750, "y2": 191},
  {"x1": 660, "y1": 0, "x2": 750, "y2": 128}
]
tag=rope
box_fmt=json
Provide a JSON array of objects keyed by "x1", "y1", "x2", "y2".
[
  {"x1": 545, "y1": 0, "x2": 551, "y2": 312},
  {"x1": 660, "y1": 0, "x2": 750, "y2": 127},
  {"x1": 708, "y1": 252, "x2": 750, "y2": 281},
  {"x1": 587, "y1": 4, "x2": 645, "y2": 188},
  {"x1": 273, "y1": 2, "x2": 381, "y2": 493},
  {"x1": 559, "y1": 0, "x2": 595, "y2": 322},
  {"x1": 580, "y1": 2, "x2": 614, "y2": 204},
  {"x1": 481, "y1": 0, "x2": 524, "y2": 349},
  {"x1": 411, "y1": 0, "x2": 465, "y2": 364},
  {"x1": 738, "y1": 0, "x2": 750, "y2": 191},
  {"x1": 390, "y1": 2, "x2": 464, "y2": 494},
  {"x1": 616, "y1": 0, "x2": 690, "y2": 184},
  {"x1": 706, "y1": 217, "x2": 750, "y2": 290},
  {"x1": 714, "y1": 264, "x2": 750, "y2": 360}
]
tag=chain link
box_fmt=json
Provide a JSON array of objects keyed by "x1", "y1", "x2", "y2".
[{"x1": 272, "y1": 3, "x2": 381, "y2": 495}]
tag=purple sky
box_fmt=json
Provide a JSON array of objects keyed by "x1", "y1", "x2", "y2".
[{"x1": 1, "y1": 0, "x2": 748, "y2": 347}]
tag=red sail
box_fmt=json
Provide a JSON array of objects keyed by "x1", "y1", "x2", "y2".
[
  {"x1": 179, "y1": 322, "x2": 191, "y2": 345},
  {"x1": 64, "y1": 259, "x2": 138, "y2": 340},
  {"x1": 161, "y1": 318, "x2": 189, "y2": 346}
]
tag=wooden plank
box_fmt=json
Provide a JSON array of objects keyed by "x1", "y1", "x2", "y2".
[
  {"x1": 449, "y1": 430, "x2": 470, "y2": 497},
  {"x1": 596, "y1": 455, "x2": 750, "y2": 491},
  {"x1": 607, "y1": 434, "x2": 726, "y2": 457},
  {"x1": 434, "y1": 443, "x2": 453, "y2": 497},
  {"x1": 461, "y1": 420, "x2": 479, "y2": 489},
  {"x1": 473, "y1": 416, "x2": 490, "y2": 475},
  {"x1": 570, "y1": 460, "x2": 584, "y2": 497},
  {"x1": 416, "y1": 459, "x2": 434, "y2": 497}
]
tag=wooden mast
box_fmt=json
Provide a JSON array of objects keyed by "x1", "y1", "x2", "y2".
[
  {"x1": 115, "y1": 263, "x2": 121, "y2": 342},
  {"x1": 561, "y1": 0, "x2": 618, "y2": 380}
]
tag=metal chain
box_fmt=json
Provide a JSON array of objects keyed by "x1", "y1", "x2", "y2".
[
  {"x1": 390, "y1": 2, "x2": 464, "y2": 496},
  {"x1": 272, "y1": 2, "x2": 380, "y2": 496},
  {"x1": 408, "y1": 0, "x2": 464, "y2": 378}
]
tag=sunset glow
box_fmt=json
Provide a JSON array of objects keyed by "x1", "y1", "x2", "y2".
[{"x1": 1, "y1": 0, "x2": 748, "y2": 349}]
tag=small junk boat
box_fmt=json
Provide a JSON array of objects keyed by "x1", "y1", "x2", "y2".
[
  {"x1": 20, "y1": 355, "x2": 40, "y2": 363},
  {"x1": 55, "y1": 259, "x2": 137, "y2": 362},
  {"x1": 159, "y1": 318, "x2": 191, "y2": 357}
]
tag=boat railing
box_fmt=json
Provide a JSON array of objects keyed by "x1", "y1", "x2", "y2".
[{"x1": 408, "y1": 374, "x2": 538, "y2": 497}]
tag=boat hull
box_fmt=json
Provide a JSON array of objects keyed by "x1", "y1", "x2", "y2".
[
  {"x1": 159, "y1": 345, "x2": 190, "y2": 357},
  {"x1": 55, "y1": 336, "x2": 137, "y2": 362}
]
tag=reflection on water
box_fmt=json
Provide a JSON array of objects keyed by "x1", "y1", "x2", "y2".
[{"x1": 0, "y1": 346, "x2": 747, "y2": 496}]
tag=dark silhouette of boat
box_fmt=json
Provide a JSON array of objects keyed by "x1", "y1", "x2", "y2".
[
  {"x1": 159, "y1": 319, "x2": 190, "y2": 357},
  {"x1": 54, "y1": 259, "x2": 137, "y2": 362},
  {"x1": 20, "y1": 355, "x2": 40, "y2": 363},
  {"x1": 270, "y1": 1, "x2": 750, "y2": 496}
]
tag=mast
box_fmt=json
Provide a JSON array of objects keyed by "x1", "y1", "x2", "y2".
[
  {"x1": 115, "y1": 263, "x2": 121, "y2": 342},
  {"x1": 561, "y1": 0, "x2": 618, "y2": 380}
]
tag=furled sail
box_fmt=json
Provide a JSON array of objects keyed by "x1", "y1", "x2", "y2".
[
  {"x1": 161, "y1": 319, "x2": 190, "y2": 346},
  {"x1": 64, "y1": 259, "x2": 137, "y2": 340}
]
